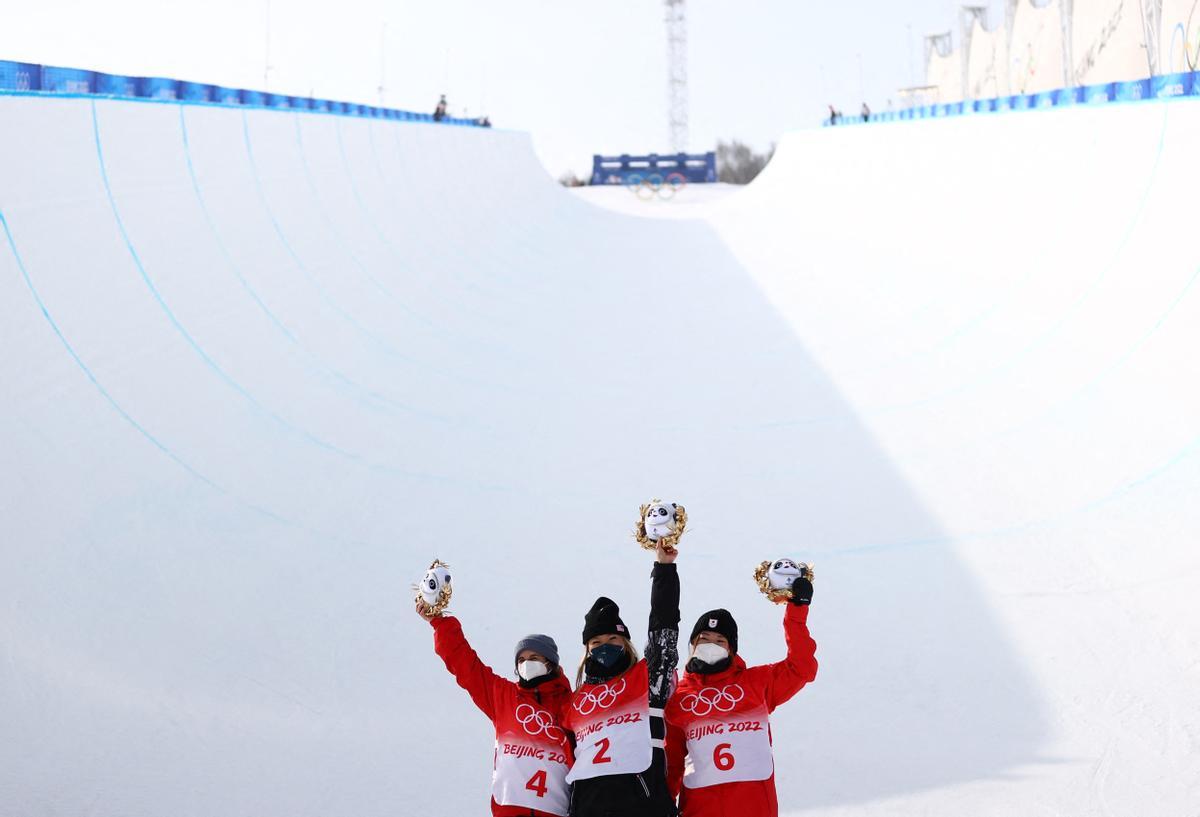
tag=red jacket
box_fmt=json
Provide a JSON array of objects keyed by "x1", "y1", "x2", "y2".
[
  {"x1": 664, "y1": 604, "x2": 817, "y2": 817},
  {"x1": 431, "y1": 616, "x2": 574, "y2": 817}
]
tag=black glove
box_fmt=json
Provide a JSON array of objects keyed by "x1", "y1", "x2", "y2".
[{"x1": 790, "y1": 576, "x2": 813, "y2": 606}]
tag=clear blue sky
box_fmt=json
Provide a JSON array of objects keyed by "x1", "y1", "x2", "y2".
[{"x1": 1, "y1": 0, "x2": 1007, "y2": 177}]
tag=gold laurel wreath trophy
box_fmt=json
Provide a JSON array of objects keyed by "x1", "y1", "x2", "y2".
[
  {"x1": 753, "y1": 558, "x2": 815, "y2": 604},
  {"x1": 634, "y1": 499, "x2": 687, "y2": 552},
  {"x1": 413, "y1": 559, "x2": 453, "y2": 618}
]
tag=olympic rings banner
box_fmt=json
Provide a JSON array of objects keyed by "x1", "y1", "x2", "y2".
[
  {"x1": 571, "y1": 678, "x2": 627, "y2": 716},
  {"x1": 514, "y1": 703, "x2": 566, "y2": 742},
  {"x1": 590, "y1": 152, "x2": 717, "y2": 187},
  {"x1": 0, "y1": 59, "x2": 487, "y2": 127},
  {"x1": 679, "y1": 684, "x2": 746, "y2": 718},
  {"x1": 830, "y1": 70, "x2": 1200, "y2": 127}
]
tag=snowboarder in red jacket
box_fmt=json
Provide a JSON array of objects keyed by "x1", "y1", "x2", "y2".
[
  {"x1": 419, "y1": 602, "x2": 574, "y2": 817},
  {"x1": 664, "y1": 575, "x2": 817, "y2": 817}
]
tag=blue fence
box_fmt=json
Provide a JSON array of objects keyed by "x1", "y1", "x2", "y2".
[
  {"x1": 591, "y1": 152, "x2": 718, "y2": 186},
  {"x1": 828, "y1": 71, "x2": 1200, "y2": 127},
  {"x1": 0, "y1": 58, "x2": 488, "y2": 127}
]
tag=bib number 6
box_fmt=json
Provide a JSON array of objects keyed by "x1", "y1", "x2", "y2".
[{"x1": 713, "y1": 742, "x2": 735, "y2": 771}]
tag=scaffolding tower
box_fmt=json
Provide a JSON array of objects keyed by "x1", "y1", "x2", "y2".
[{"x1": 665, "y1": 0, "x2": 689, "y2": 152}]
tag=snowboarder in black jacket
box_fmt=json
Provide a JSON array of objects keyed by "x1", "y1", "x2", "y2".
[{"x1": 562, "y1": 541, "x2": 681, "y2": 816}]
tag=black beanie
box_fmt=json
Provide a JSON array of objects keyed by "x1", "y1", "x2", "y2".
[
  {"x1": 582, "y1": 596, "x2": 630, "y2": 644},
  {"x1": 689, "y1": 609, "x2": 738, "y2": 654}
]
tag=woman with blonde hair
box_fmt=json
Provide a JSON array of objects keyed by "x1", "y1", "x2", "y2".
[{"x1": 561, "y1": 542, "x2": 680, "y2": 817}]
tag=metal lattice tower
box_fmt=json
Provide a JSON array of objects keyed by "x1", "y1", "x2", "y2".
[{"x1": 665, "y1": 0, "x2": 688, "y2": 152}]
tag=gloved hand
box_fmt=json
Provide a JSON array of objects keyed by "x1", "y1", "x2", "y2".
[{"x1": 790, "y1": 576, "x2": 813, "y2": 606}]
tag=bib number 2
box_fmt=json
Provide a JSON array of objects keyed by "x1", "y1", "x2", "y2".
[
  {"x1": 593, "y1": 737, "x2": 612, "y2": 764},
  {"x1": 713, "y1": 743, "x2": 735, "y2": 771}
]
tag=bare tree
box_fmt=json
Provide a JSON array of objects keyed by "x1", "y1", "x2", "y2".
[
  {"x1": 716, "y1": 140, "x2": 775, "y2": 184},
  {"x1": 558, "y1": 170, "x2": 587, "y2": 187}
]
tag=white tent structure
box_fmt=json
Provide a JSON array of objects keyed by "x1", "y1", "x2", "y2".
[
  {"x1": 1008, "y1": 0, "x2": 1068, "y2": 93},
  {"x1": 1161, "y1": 0, "x2": 1200, "y2": 73},
  {"x1": 926, "y1": 33, "x2": 964, "y2": 102},
  {"x1": 1072, "y1": 0, "x2": 1153, "y2": 85},
  {"x1": 965, "y1": 13, "x2": 1011, "y2": 100},
  {"x1": 4, "y1": 87, "x2": 1200, "y2": 817}
]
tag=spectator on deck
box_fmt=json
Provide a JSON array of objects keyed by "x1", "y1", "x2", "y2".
[
  {"x1": 828, "y1": 104, "x2": 838, "y2": 126},
  {"x1": 433, "y1": 94, "x2": 447, "y2": 122},
  {"x1": 861, "y1": 102, "x2": 871, "y2": 122}
]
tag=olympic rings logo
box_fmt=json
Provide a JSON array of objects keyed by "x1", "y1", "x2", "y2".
[
  {"x1": 679, "y1": 685, "x2": 745, "y2": 717},
  {"x1": 515, "y1": 703, "x2": 565, "y2": 742},
  {"x1": 624, "y1": 171, "x2": 688, "y2": 201},
  {"x1": 572, "y1": 678, "x2": 627, "y2": 715}
]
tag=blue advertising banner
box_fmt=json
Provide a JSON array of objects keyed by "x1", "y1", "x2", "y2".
[
  {"x1": 212, "y1": 86, "x2": 241, "y2": 105},
  {"x1": 137, "y1": 77, "x2": 178, "y2": 100},
  {"x1": 1083, "y1": 83, "x2": 1113, "y2": 104},
  {"x1": 1114, "y1": 79, "x2": 1151, "y2": 102},
  {"x1": 0, "y1": 58, "x2": 487, "y2": 127},
  {"x1": 0, "y1": 60, "x2": 40, "y2": 91},
  {"x1": 96, "y1": 73, "x2": 138, "y2": 97},
  {"x1": 41, "y1": 66, "x2": 93, "y2": 94},
  {"x1": 591, "y1": 151, "x2": 718, "y2": 186},
  {"x1": 1052, "y1": 87, "x2": 1081, "y2": 106},
  {"x1": 873, "y1": 70, "x2": 1199, "y2": 128},
  {"x1": 1151, "y1": 72, "x2": 1194, "y2": 98},
  {"x1": 179, "y1": 82, "x2": 213, "y2": 102}
]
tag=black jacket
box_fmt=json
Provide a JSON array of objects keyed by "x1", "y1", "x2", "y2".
[{"x1": 571, "y1": 562, "x2": 680, "y2": 817}]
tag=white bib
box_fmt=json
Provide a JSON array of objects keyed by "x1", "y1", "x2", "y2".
[
  {"x1": 565, "y1": 663, "x2": 653, "y2": 782},
  {"x1": 492, "y1": 704, "x2": 571, "y2": 815},
  {"x1": 680, "y1": 685, "x2": 774, "y2": 788}
]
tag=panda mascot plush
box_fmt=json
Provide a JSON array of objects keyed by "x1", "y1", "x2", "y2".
[
  {"x1": 635, "y1": 499, "x2": 687, "y2": 550},
  {"x1": 414, "y1": 559, "x2": 453, "y2": 617},
  {"x1": 754, "y1": 557, "x2": 814, "y2": 603}
]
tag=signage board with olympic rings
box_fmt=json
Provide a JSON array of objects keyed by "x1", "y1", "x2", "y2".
[{"x1": 590, "y1": 152, "x2": 717, "y2": 187}]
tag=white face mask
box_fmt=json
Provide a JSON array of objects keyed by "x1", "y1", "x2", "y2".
[
  {"x1": 692, "y1": 642, "x2": 730, "y2": 665},
  {"x1": 517, "y1": 659, "x2": 549, "y2": 681}
]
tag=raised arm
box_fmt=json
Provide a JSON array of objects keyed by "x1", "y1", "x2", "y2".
[
  {"x1": 763, "y1": 579, "x2": 818, "y2": 711},
  {"x1": 425, "y1": 611, "x2": 503, "y2": 720},
  {"x1": 645, "y1": 543, "x2": 680, "y2": 708}
]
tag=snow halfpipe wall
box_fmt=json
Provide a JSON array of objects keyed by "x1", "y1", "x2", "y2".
[{"x1": 3, "y1": 90, "x2": 1199, "y2": 816}]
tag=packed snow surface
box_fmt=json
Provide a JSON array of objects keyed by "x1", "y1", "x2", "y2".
[{"x1": 2, "y1": 94, "x2": 1199, "y2": 816}]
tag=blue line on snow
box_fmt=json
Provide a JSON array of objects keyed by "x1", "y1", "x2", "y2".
[{"x1": 89, "y1": 99, "x2": 361, "y2": 462}]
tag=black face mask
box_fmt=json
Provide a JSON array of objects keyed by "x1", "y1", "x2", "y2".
[{"x1": 585, "y1": 643, "x2": 630, "y2": 681}]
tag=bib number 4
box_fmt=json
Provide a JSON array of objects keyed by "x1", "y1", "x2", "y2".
[
  {"x1": 525, "y1": 770, "x2": 548, "y2": 798},
  {"x1": 713, "y1": 743, "x2": 735, "y2": 771}
]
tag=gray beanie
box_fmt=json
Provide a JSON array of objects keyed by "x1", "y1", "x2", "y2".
[{"x1": 514, "y1": 634, "x2": 559, "y2": 668}]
